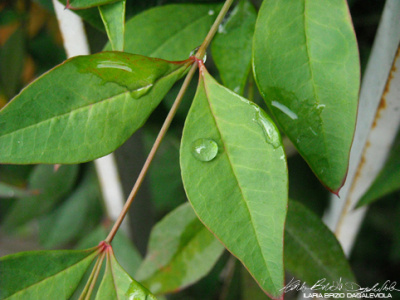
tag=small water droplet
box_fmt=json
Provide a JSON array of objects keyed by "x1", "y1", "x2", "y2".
[
  {"x1": 233, "y1": 86, "x2": 240, "y2": 93},
  {"x1": 191, "y1": 138, "x2": 218, "y2": 162},
  {"x1": 254, "y1": 110, "x2": 280, "y2": 149},
  {"x1": 97, "y1": 60, "x2": 133, "y2": 72},
  {"x1": 189, "y1": 46, "x2": 207, "y2": 63},
  {"x1": 317, "y1": 104, "x2": 325, "y2": 109},
  {"x1": 218, "y1": 24, "x2": 227, "y2": 34},
  {"x1": 130, "y1": 84, "x2": 153, "y2": 99},
  {"x1": 208, "y1": 10, "x2": 215, "y2": 15},
  {"x1": 271, "y1": 101, "x2": 298, "y2": 120}
]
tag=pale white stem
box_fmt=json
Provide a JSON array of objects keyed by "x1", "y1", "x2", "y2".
[
  {"x1": 323, "y1": 0, "x2": 400, "y2": 256},
  {"x1": 52, "y1": 0, "x2": 128, "y2": 232}
]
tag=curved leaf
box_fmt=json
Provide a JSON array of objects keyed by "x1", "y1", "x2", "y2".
[
  {"x1": 211, "y1": 0, "x2": 256, "y2": 95},
  {"x1": 99, "y1": 0, "x2": 125, "y2": 51},
  {"x1": 3, "y1": 164, "x2": 79, "y2": 229},
  {"x1": 0, "y1": 248, "x2": 98, "y2": 299},
  {"x1": 285, "y1": 200, "x2": 355, "y2": 284},
  {"x1": 96, "y1": 249, "x2": 156, "y2": 300},
  {"x1": 253, "y1": 0, "x2": 360, "y2": 192},
  {"x1": 180, "y1": 66, "x2": 288, "y2": 299},
  {"x1": 120, "y1": 4, "x2": 221, "y2": 60},
  {"x1": 0, "y1": 52, "x2": 190, "y2": 164},
  {"x1": 135, "y1": 202, "x2": 224, "y2": 295},
  {"x1": 357, "y1": 130, "x2": 400, "y2": 207}
]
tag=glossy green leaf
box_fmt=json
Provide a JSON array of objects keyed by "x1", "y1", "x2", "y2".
[
  {"x1": 0, "y1": 182, "x2": 31, "y2": 198},
  {"x1": 180, "y1": 67, "x2": 288, "y2": 299},
  {"x1": 136, "y1": 202, "x2": 224, "y2": 295},
  {"x1": 2, "y1": 164, "x2": 79, "y2": 229},
  {"x1": 67, "y1": 0, "x2": 120, "y2": 9},
  {"x1": 0, "y1": 248, "x2": 98, "y2": 299},
  {"x1": 357, "y1": 130, "x2": 400, "y2": 207},
  {"x1": 96, "y1": 249, "x2": 157, "y2": 300},
  {"x1": 253, "y1": 0, "x2": 360, "y2": 192},
  {"x1": 39, "y1": 166, "x2": 101, "y2": 248},
  {"x1": 0, "y1": 27, "x2": 24, "y2": 99},
  {"x1": 77, "y1": 225, "x2": 142, "y2": 277},
  {"x1": 99, "y1": 0, "x2": 125, "y2": 51},
  {"x1": 211, "y1": 0, "x2": 256, "y2": 95},
  {"x1": 119, "y1": 4, "x2": 221, "y2": 60},
  {"x1": 0, "y1": 52, "x2": 190, "y2": 164},
  {"x1": 285, "y1": 200, "x2": 355, "y2": 284}
]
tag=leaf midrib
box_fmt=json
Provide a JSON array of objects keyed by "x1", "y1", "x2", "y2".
[
  {"x1": 0, "y1": 64, "x2": 187, "y2": 141},
  {"x1": 202, "y1": 75, "x2": 279, "y2": 294}
]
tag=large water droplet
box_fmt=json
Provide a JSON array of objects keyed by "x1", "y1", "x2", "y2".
[
  {"x1": 191, "y1": 138, "x2": 218, "y2": 162},
  {"x1": 189, "y1": 46, "x2": 207, "y2": 63},
  {"x1": 271, "y1": 101, "x2": 298, "y2": 120},
  {"x1": 254, "y1": 110, "x2": 281, "y2": 149},
  {"x1": 130, "y1": 84, "x2": 153, "y2": 99}
]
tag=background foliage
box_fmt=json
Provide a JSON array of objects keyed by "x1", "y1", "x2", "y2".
[{"x1": 0, "y1": 0, "x2": 399, "y2": 299}]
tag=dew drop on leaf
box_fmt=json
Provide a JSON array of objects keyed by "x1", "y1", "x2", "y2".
[
  {"x1": 130, "y1": 84, "x2": 153, "y2": 99},
  {"x1": 254, "y1": 111, "x2": 281, "y2": 149},
  {"x1": 191, "y1": 138, "x2": 218, "y2": 162}
]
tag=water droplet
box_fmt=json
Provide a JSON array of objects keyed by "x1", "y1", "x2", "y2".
[
  {"x1": 271, "y1": 101, "x2": 298, "y2": 120},
  {"x1": 191, "y1": 138, "x2": 218, "y2": 162},
  {"x1": 317, "y1": 104, "x2": 326, "y2": 109},
  {"x1": 130, "y1": 84, "x2": 153, "y2": 99},
  {"x1": 189, "y1": 46, "x2": 207, "y2": 63},
  {"x1": 254, "y1": 110, "x2": 281, "y2": 149},
  {"x1": 97, "y1": 60, "x2": 133, "y2": 72},
  {"x1": 218, "y1": 24, "x2": 227, "y2": 34},
  {"x1": 208, "y1": 10, "x2": 215, "y2": 15},
  {"x1": 233, "y1": 86, "x2": 240, "y2": 93}
]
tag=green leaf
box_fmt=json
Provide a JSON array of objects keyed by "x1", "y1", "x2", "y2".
[
  {"x1": 285, "y1": 200, "x2": 355, "y2": 284},
  {"x1": 2, "y1": 164, "x2": 79, "y2": 229},
  {"x1": 76, "y1": 225, "x2": 142, "y2": 277},
  {"x1": 180, "y1": 67, "x2": 288, "y2": 299},
  {"x1": 119, "y1": 4, "x2": 221, "y2": 61},
  {"x1": 357, "y1": 130, "x2": 400, "y2": 207},
  {"x1": 38, "y1": 165, "x2": 101, "y2": 248},
  {"x1": 96, "y1": 249, "x2": 156, "y2": 300},
  {"x1": 211, "y1": 0, "x2": 256, "y2": 95},
  {"x1": 0, "y1": 248, "x2": 98, "y2": 299},
  {"x1": 0, "y1": 27, "x2": 25, "y2": 99},
  {"x1": 136, "y1": 203, "x2": 224, "y2": 295},
  {"x1": 0, "y1": 52, "x2": 190, "y2": 164},
  {"x1": 253, "y1": 0, "x2": 360, "y2": 192},
  {"x1": 57, "y1": 0, "x2": 104, "y2": 30},
  {"x1": 0, "y1": 182, "x2": 31, "y2": 198},
  {"x1": 67, "y1": 0, "x2": 120, "y2": 10},
  {"x1": 99, "y1": 0, "x2": 125, "y2": 51}
]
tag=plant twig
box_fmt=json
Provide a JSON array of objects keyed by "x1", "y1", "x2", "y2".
[
  {"x1": 105, "y1": 62, "x2": 198, "y2": 243},
  {"x1": 195, "y1": 0, "x2": 235, "y2": 60},
  {"x1": 105, "y1": 0, "x2": 236, "y2": 243}
]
